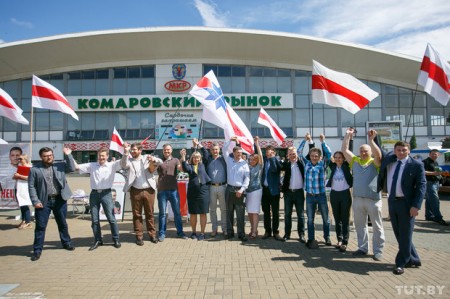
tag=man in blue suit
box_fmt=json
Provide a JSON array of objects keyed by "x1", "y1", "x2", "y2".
[
  {"x1": 261, "y1": 145, "x2": 284, "y2": 241},
  {"x1": 28, "y1": 147, "x2": 76, "y2": 261},
  {"x1": 375, "y1": 137, "x2": 426, "y2": 275}
]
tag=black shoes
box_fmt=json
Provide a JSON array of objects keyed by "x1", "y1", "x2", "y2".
[
  {"x1": 63, "y1": 244, "x2": 75, "y2": 251},
  {"x1": 149, "y1": 237, "x2": 159, "y2": 244},
  {"x1": 282, "y1": 234, "x2": 290, "y2": 241},
  {"x1": 405, "y1": 261, "x2": 422, "y2": 268},
  {"x1": 393, "y1": 267, "x2": 404, "y2": 275},
  {"x1": 238, "y1": 235, "x2": 248, "y2": 242},
  {"x1": 262, "y1": 232, "x2": 271, "y2": 239},
  {"x1": 136, "y1": 239, "x2": 144, "y2": 246},
  {"x1": 299, "y1": 235, "x2": 306, "y2": 243},
  {"x1": 306, "y1": 240, "x2": 319, "y2": 249},
  {"x1": 31, "y1": 252, "x2": 41, "y2": 261},
  {"x1": 325, "y1": 238, "x2": 332, "y2": 246},
  {"x1": 273, "y1": 234, "x2": 285, "y2": 242},
  {"x1": 89, "y1": 241, "x2": 103, "y2": 251},
  {"x1": 225, "y1": 233, "x2": 234, "y2": 240},
  {"x1": 113, "y1": 240, "x2": 121, "y2": 249}
]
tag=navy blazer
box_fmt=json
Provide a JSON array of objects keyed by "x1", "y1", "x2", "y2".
[
  {"x1": 261, "y1": 156, "x2": 282, "y2": 196},
  {"x1": 281, "y1": 158, "x2": 305, "y2": 192},
  {"x1": 326, "y1": 161, "x2": 353, "y2": 188},
  {"x1": 28, "y1": 154, "x2": 76, "y2": 206},
  {"x1": 182, "y1": 161, "x2": 211, "y2": 186},
  {"x1": 377, "y1": 152, "x2": 426, "y2": 209}
]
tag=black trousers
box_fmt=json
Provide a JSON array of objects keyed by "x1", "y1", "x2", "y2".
[
  {"x1": 330, "y1": 189, "x2": 352, "y2": 245},
  {"x1": 261, "y1": 186, "x2": 280, "y2": 234}
]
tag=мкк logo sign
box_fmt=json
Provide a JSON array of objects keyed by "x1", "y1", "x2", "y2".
[{"x1": 165, "y1": 64, "x2": 191, "y2": 92}]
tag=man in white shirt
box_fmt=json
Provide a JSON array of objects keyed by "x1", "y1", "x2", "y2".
[
  {"x1": 121, "y1": 142, "x2": 160, "y2": 246},
  {"x1": 70, "y1": 148, "x2": 122, "y2": 250}
]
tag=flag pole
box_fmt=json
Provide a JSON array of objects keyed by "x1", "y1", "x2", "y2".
[
  {"x1": 29, "y1": 106, "x2": 34, "y2": 159},
  {"x1": 195, "y1": 119, "x2": 203, "y2": 152},
  {"x1": 404, "y1": 84, "x2": 419, "y2": 141}
]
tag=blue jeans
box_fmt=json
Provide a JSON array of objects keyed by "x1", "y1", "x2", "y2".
[
  {"x1": 157, "y1": 190, "x2": 184, "y2": 237},
  {"x1": 20, "y1": 205, "x2": 31, "y2": 223},
  {"x1": 33, "y1": 196, "x2": 72, "y2": 254},
  {"x1": 90, "y1": 190, "x2": 119, "y2": 241},
  {"x1": 425, "y1": 181, "x2": 443, "y2": 221},
  {"x1": 284, "y1": 189, "x2": 305, "y2": 236},
  {"x1": 306, "y1": 193, "x2": 330, "y2": 241}
]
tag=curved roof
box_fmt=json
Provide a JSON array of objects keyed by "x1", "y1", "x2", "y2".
[{"x1": 0, "y1": 27, "x2": 421, "y2": 88}]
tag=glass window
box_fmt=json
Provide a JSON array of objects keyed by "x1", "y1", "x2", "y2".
[
  {"x1": 294, "y1": 76, "x2": 310, "y2": 94},
  {"x1": 218, "y1": 66, "x2": 231, "y2": 76},
  {"x1": 96, "y1": 69, "x2": 109, "y2": 79},
  {"x1": 142, "y1": 78, "x2": 155, "y2": 94},
  {"x1": 49, "y1": 112, "x2": 63, "y2": 130},
  {"x1": 355, "y1": 109, "x2": 369, "y2": 126},
  {"x1": 413, "y1": 93, "x2": 426, "y2": 107},
  {"x1": 22, "y1": 98, "x2": 31, "y2": 113},
  {"x1": 140, "y1": 111, "x2": 155, "y2": 128},
  {"x1": 368, "y1": 108, "x2": 382, "y2": 121},
  {"x1": 3, "y1": 80, "x2": 19, "y2": 97},
  {"x1": 4, "y1": 118, "x2": 18, "y2": 131},
  {"x1": 263, "y1": 77, "x2": 277, "y2": 92},
  {"x1": 81, "y1": 113, "x2": 95, "y2": 130},
  {"x1": 219, "y1": 77, "x2": 231, "y2": 93},
  {"x1": 68, "y1": 72, "x2": 81, "y2": 80},
  {"x1": 399, "y1": 94, "x2": 413, "y2": 107},
  {"x1": 249, "y1": 67, "x2": 263, "y2": 77},
  {"x1": 82, "y1": 71, "x2": 95, "y2": 79},
  {"x1": 96, "y1": 79, "x2": 109, "y2": 95},
  {"x1": 128, "y1": 67, "x2": 140, "y2": 78},
  {"x1": 295, "y1": 95, "x2": 310, "y2": 108},
  {"x1": 341, "y1": 110, "x2": 355, "y2": 128},
  {"x1": 127, "y1": 112, "x2": 141, "y2": 128},
  {"x1": 68, "y1": 113, "x2": 81, "y2": 130},
  {"x1": 367, "y1": 81, "x2": 381, "y2": 93},
  {"x1": 82, "y1": 80, "x2": 95, "y2": 95},
  {"x1": 278, "y1": 110, "x2": 292, "y2": 127},
  {"x1": 295, "y1": 109, "x2": 310, "y2": 127},
  {"x1": 384, "y1": 94, "x2": 398, "y2": 108},
  {"x1": 113, "y1": 79, "x2": 127, "y2": 94},
  {"x1": 368, "y1": 95, "x2": 382, "y2": 108},
  {"x1": 232, "y1": 66, "x2": 245, "y2": 76},
  {"x1": 142, "y1": 66, "x2": 154, "y2": 78},
  {"x1": 429, "y1": 108, "x2": 445, "y2": 126},
  {"x1": 21, "y1": 79, "x2": 32, "y2": 98},
  {"x1": 114, "y1": 68, "x2": 126, "y2": 79},
  {"x1": 277, "y1": 77, "x2": 291, "y2": 92},
  {"x1": 264, "y1": 68, "x2": 276, "y2": 77},
  {"x1": 277, "y1": 69, "x2": 291, "y2": 77},
  {"x1": 35, "y1": 112, "x2": 49, "y2": 130},
  {"x1": 95, "y1": 113, "x2": 110, "y2": 130},
  {"x1": 324, "y1": 108, "x2": 338, "y2": 126},
  {"x1": 203, "y1": 65, "x2": 217, "y2": 75},
  {"x1": 231, "y1": 77, "x2": 245, "y2": 93},
  {"x1": 249, "y1": 77, "x2": 263, "y2": 93},
  {"x1": 68, "y1": 80, "x2": 81, "y2": 95},
  {"x1": 127, "y1": 78, "x2": 141, "y2": 94},
  {"x1": 383, "y1": 84, "x2": 398, "y2": 94}
]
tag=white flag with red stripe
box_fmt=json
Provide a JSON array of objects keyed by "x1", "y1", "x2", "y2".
[
  {"x1": 312, "y1": 60, "x2": 379, "y2": 114},
  {"x1": 110, "y1": 127, "x2": 124, "y2": 154},
  {"x1": 0, "y1": 137, "x2": 7, "y2": 144},
  {"x1": 32, "y1": 75, "x2": 79, "y2": 120},
  {"x1": 0, "y1": 87, "x2": 29, "y2": 125},
  {"x1": 257, "y1": 108, "x2": 286, "y2": 145},
  {"x1": 417, "y1": 44, "x2": 450, "y2": 106},
  {"x1": 190, "y1": 70, "x2": 254, "y2": 154}
]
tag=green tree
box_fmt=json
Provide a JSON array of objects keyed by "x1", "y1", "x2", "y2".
[{"x1": 410, "y1": 135, "x2": 417, "y2": 150}]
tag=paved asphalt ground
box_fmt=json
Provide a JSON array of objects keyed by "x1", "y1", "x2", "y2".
[{"x1": 0, "y1": 176, "x2": 449, "y2": 298}]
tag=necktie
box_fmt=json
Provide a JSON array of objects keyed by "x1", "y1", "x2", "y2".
[{"x1": 388, "y1": 160, "x2": 402, "y2": 200}]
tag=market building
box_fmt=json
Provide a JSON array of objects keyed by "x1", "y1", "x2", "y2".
[{"x1": 0, "y1": 27, "x2": 448, "y2": 162}]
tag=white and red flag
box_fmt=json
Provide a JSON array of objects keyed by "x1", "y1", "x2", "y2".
[
  {"x1": 32, "y1": 75, "x2": 79, "y2": 120},
  {"x1": 190, "y1": 70, "x2": 254, "y2": 154},
  {"x1": 417, "y1": 43, "x2": 450, "y2": 106},
  {"x1": 257, "y1": 108, "x2": 286, "y2": 145},
  {"x1": 312, "y1": 60, "x2": 379, "y2": 114},
  {"x1": 0, "y1": 87, "x2": 29, "y2": 125},
  {"x1": 0, "y1": 137, "x2": 7, "y2": 144},
  {"x1": 110, "y1": 127, "x2": 124, "y2": 155}
]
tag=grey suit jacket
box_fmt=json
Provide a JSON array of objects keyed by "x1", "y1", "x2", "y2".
[
  {"x1": 121, "y1": 154, "x2": 160, "y2": 191},
  {"x1": 28, "y1": 154, "x2": 76, "y2": 206}
]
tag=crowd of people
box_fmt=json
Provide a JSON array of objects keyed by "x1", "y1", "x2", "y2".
[{"x1": 3, "y1": 127, "x2": 448, "y2": 275}]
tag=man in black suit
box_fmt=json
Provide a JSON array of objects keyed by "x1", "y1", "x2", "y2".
[
  {"x1": 281, "y1": 146, "x2": 306, "y2": 242},
  {"x1": 261, "y1": 145, "x2": 284, "y2": 241},
  {"x1": 28, "y1": 147, "x2": 76, "y2": 261},
  {"x1": 375, "y1": 137, "x2": 426, "y2": 275}
]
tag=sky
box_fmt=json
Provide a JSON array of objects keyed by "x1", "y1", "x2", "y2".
[{"x1": 1, "y1": 0, "x2": 450, "y2": 59}]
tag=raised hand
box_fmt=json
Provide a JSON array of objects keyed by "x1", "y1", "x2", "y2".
[{"x1": 63, "y1": 147, "x2": 72, "y2": 156}]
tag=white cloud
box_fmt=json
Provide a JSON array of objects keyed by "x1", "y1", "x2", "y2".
[
  {"x1": 0, "y1": 39, "x2": 5, "y2": 44},
  {"x1": 11, "y1": 18, "x2": 34, "y2": 29},
  {"x1": 194, "y1": 0, "x2": 228, "y2": 27},
  {"x1": 208, "y1": 0, "x2": 450, "y2": 59}
]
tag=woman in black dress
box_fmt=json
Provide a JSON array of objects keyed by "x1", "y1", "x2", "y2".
[{"x1": 180, "y1": 149, "x2": 211, "y2": 241}]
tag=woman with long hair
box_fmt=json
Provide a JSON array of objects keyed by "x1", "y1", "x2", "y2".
[{"x1": 246, "y1": 136, "x2": 263, "y2": 239}]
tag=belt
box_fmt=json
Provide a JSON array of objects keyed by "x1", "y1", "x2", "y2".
[
  {"x1": 287, "y1": 188, "x2": 303, "y2": 192},
  {"x1": 92, "y1": 188, "x2": 111, "y2": 193},
  {"x1": 395, "y1": 197, "x2": 405, "y2": 200},
  {"x1": 307, "y1": 193, "x2": 324, "y2": 197},
  {"x1": 48, "y1": 194, "x2": 59, "y2": 200},
  {"x1": 211, "y1": 182, "x2": 226, "y2": 186}
]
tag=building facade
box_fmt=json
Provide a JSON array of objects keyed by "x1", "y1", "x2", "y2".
[{"x1": 0, "y1": 27, "x2": 448, "y2": 162}]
